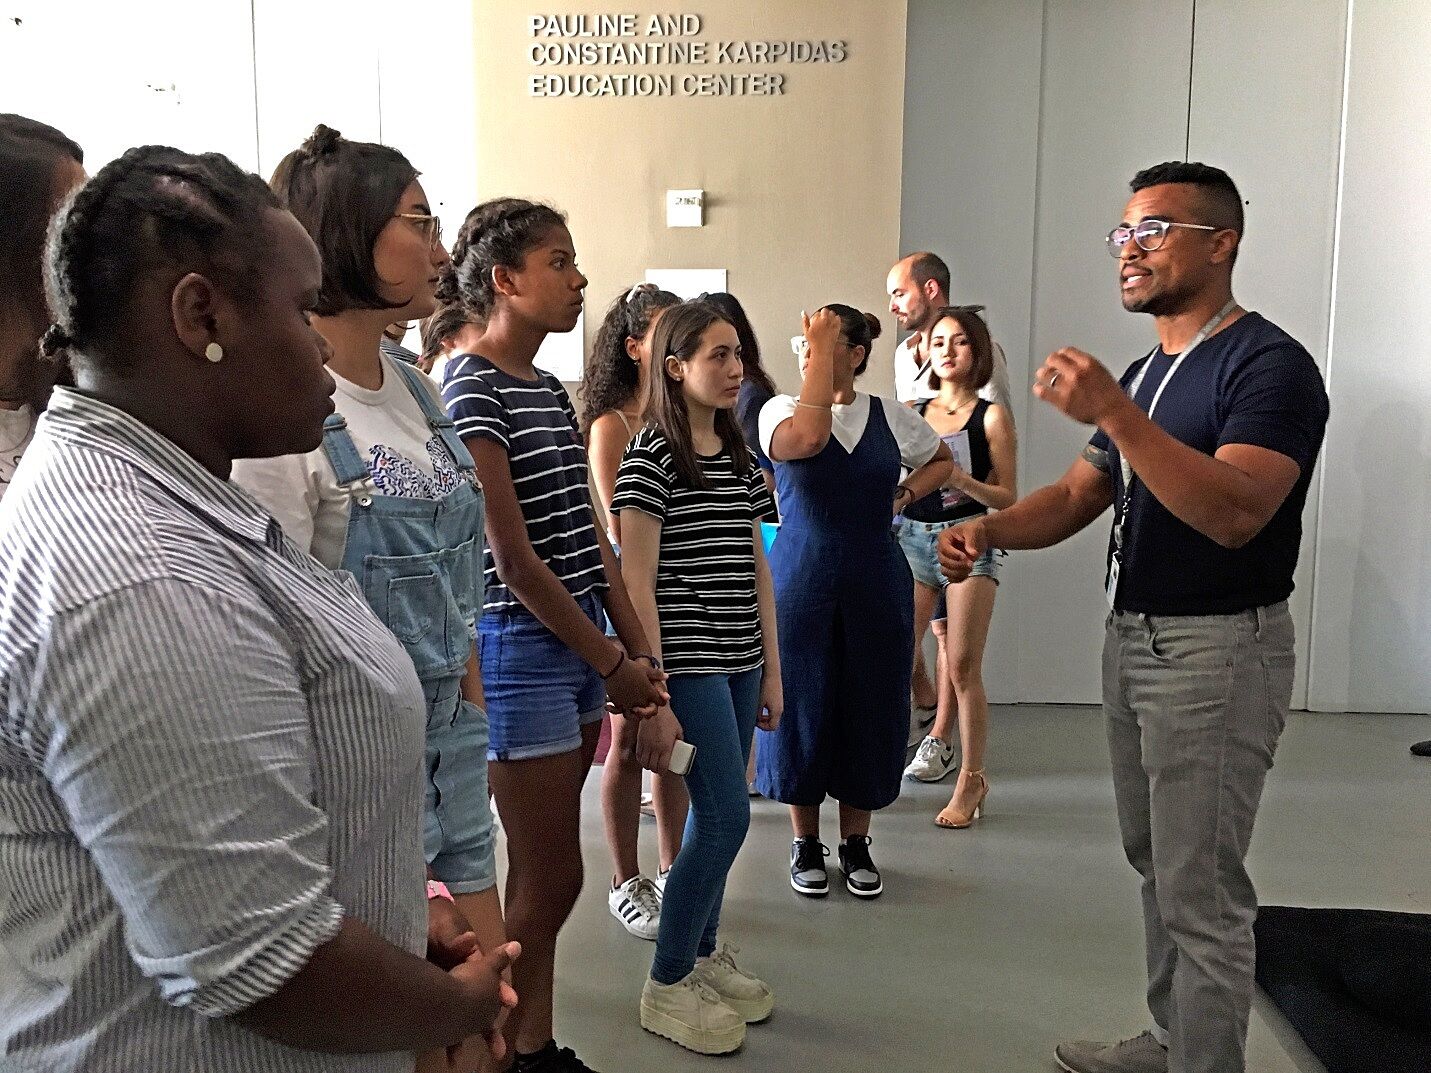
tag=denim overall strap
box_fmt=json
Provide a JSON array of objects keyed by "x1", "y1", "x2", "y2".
[
  {"x1": 319, "y1": 412, "x2": 373, "y2": 488},
  {"x1": 387, "y1": 358, "x2": 475, "y2": 475}
]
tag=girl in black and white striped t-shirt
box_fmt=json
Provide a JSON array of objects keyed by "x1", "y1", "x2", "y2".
[{"x1": 613, "y1": 301, "x2": 782, "y2": 1055}]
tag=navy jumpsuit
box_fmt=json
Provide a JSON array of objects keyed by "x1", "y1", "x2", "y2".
[{"x1": 756, "y1": 397, "x2": 917, "y2": 811}]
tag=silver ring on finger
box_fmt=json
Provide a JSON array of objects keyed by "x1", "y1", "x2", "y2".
[{"x1": 1047, "y1": 371, "x2": 1061, "y2": 389}]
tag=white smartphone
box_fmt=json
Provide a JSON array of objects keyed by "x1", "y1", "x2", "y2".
[{"x1": 668, "y1": 739, "x2": 696, "y2": 776}]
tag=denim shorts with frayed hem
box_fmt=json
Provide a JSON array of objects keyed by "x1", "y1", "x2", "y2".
[
  {"x1": 897, "y1": 516, "x2": 999, "y2": 592},
  {"x1": 480, "y1": 591, "x2": 608, "y2": 761}
]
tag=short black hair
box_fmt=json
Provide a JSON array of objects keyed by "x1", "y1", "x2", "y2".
[
  {"x1": 439, "y1": 197, "x2": 568, "y2": 318},
  {"x1": 1130, "y1": 161, "x2": 1244, "y2": 236},
  {"x1": 43, "y1": 145, "x2": 281, "y2": 372},
  {"x1": 906, "y1": 251, "x2": 950, "y2": 300},
  {"x1": 1, "y1": 114, "x2": 83, "y2": 406},
  {"x1": 822, "y1": 304, "x2": 883, "y2": 378},
  {"x1": 270, "y1": 124, "x2": 419, "y2": 316}
]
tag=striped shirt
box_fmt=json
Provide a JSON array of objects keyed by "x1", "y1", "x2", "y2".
[
  {"x1": 0, "y1": 389, "x2": 427, "y2": 1072},
  {"x1": 443, "y1": 354, "x2": 606, "y2": 613},
  {"x1": 611, "y1": 426, "x2": 773, "y2": 674}
]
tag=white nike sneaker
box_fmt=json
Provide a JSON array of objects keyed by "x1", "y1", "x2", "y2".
[{"x1": 904, "y1": 735, "x2": 957, "y2": 782}]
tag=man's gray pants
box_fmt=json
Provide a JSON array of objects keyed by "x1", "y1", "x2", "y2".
[{"x1": 1104, "y1": 602, "x2": 1295, "y2": 1073}]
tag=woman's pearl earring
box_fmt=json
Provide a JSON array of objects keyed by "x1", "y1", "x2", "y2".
[{"x1": 205, "y1": 342, "x2": 224, "y2": 363}]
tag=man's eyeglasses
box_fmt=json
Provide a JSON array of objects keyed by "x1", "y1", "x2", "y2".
[
  {"x1": 395, "y1": 212, "x2": 444, "y2": 249},
  {"x1": 1106, "y1": 218, "x2": 1217, "y2": 257}
]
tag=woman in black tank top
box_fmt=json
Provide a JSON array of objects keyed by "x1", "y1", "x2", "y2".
[{"x1": 895, "y1": 307, "x2": 1019, "y2": 829}]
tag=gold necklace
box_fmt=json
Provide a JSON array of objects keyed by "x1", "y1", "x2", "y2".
[{"x1": 942, "y1": 395, "x2": 978, "y2": 416}]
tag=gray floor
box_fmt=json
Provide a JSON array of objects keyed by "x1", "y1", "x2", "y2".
[{"x1": 519, "y1": 706, "x2": 1430, "y2": 1072}]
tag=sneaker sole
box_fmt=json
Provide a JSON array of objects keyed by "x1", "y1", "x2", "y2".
[
  {"x1": 906, "y1": 764, "x2": 954, "y2": 783},
  {"x1": 609, "y1": 904, "x2": 659, "y2": 941},
  {"x1": 640, "y1": 1003, "x2": 745, "y2": 1054},
  {"x1": 723, "y1": 993, "x2": 774, "y2": 1024},
  {"x1": 843, "y1": 875, "x2": 883, "y2": 898},
  {"x1": 789, "y1": 875, "x2": 828, "y2": 897}
]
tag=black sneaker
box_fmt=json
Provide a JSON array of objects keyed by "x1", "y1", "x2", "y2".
[
  {"x1": 789, "y1": 837, "x2": 829, "y2": 897},
  {"x1": 513, "y1": 1040, "x2": 599, "y2": 1073},
  {"x1": 1412, "y1": 739, "x2": 1431, "y2": 757},
  {"x1": 838, "y1": 835, "x2": 883, "y2": 898}
]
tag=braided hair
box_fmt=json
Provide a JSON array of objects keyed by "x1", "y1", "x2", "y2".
[
  {"x1": 1, "y1": 114, "x2": 83, "y2": 407},
  {"x1": 437, "y1": 197, "x2": 567, "y2": 319},
  {"x1": 42, "y1": 145, "x2": 280, "y2": 372},
  {"x1": 578, "y1": 282, "x2": 680, "y2": 432}
]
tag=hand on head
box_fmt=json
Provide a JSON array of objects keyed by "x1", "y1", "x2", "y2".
[{"x1": 801, "y1": 308, "x2": 842, "y2": 350}]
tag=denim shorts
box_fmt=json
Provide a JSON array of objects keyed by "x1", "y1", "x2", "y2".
[
  {"x1": 422, "y1": 679, "x2": 497, "y2": 893},
  {"x1": 898, "y1": 516, "x2": 1000, "y2": 591},
  {"x1": 479, "y1": 591, "x2": 608, "y2": 761}
]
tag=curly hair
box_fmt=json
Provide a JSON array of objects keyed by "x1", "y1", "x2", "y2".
[
  {"x1": 437, "y1": 197, "x2": 567, "y2": 318},
  {"x1": 578, "y1": 282, "x2": 679, "y2": 432}
]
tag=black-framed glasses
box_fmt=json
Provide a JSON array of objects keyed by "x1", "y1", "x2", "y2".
[
  {"x1": 1106, "y1": 218, "x2": 1217, "y2": 257},
  {"x1": 395, "y1": 212, "x2": 443, "y2": 248}
]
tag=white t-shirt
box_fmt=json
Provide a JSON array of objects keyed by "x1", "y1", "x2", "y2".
[
  {"x1": 758, "y1": 391, "x2": 942, "y2": 469},
  {"x1": 894, "y1": 333, "x2": 1016, "y2": 419},
  {"x1": 232, "y1": 354, "x2": 473, "y2": 568},
  {"x1": 0, "y1": 404, "x2": 37, "y2": 503}
]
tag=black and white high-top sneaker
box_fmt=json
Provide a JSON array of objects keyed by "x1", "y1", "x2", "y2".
[
  {"x1": 838, "y1": 834, "x2": 883, "y2": 898},
  {"x1": 789, "y1": 837, "x2": 829, "y2": 897}
]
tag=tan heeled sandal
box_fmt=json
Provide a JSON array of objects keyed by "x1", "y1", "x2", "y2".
[{"x1": 935, "y1": 769, "x2": 988, "y2": 829}]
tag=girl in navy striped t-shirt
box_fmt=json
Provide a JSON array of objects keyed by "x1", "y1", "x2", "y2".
[
  {"x1": 613, "y1": 301, "x2": 782, "y2": 1055},
  {"x1": 440, "y1": 198, "x2": 666, "y2": 1073}
]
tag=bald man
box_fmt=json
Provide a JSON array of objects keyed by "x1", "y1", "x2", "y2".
[{"x1": 886, "y1": 251, "x2": 1014, "y2": 414}]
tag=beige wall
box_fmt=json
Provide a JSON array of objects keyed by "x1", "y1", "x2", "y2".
[{"x1": 473, "y1": 0, "x2": 908, "y2": 393}]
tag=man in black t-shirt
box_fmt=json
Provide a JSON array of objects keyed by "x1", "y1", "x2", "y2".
[{"x1": 940, "y1": 162, "x2": 1328, "y2": 1073}]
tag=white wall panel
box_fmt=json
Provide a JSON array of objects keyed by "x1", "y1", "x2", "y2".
[
  {"x1": 251, "y1": 0, "x2": 382, "y2": 177},
  {"x1": 1186, "y1": 0, "x2": 1348, "y2": 709},
  {"x1": 1017, "y1": 0, "x2": 1195, "y2": 704},
  {"x1": 1307, "y1": 0, "x2": 1431, "y2": 713},
  {"x1": 900, "y1": 0, "x2": 1044, "y2": 701},
  {"x1": 1, "y1": 0, "x2": 259, "y2": 171}
]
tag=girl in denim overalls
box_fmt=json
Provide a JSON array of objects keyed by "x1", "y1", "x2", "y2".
[{"x1": 232, "y1": 128, "x2": 505, "y2": 981}]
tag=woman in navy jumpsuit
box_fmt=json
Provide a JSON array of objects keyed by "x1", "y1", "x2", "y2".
[{"x1": 756, "y1": 305, "x2": 952, "y2": 898}]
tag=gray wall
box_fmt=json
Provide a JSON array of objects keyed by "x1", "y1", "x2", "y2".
[{"x1": 901, "y1": 0, "x2": 1428, "y2": 712}]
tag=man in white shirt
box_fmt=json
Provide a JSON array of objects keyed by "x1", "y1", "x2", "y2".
[{"x1": 886, "y1": 251, "x2": 1014, "y2": 415}]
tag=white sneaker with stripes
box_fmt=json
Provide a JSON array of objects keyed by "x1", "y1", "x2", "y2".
[{"x1": 609, "y1": 875, "x2": 662, "y2": 940}]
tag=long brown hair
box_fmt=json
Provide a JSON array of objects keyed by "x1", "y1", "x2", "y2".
[{"x1": 642, "y1": 300, "x2": 751, "y2": 490}]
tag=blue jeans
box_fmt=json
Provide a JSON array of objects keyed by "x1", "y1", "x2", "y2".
[{"x1": 651, "y1": 666, "x2": 763, "y2": 985}]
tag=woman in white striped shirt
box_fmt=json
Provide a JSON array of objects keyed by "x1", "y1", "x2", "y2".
[{"x1": 0, "y1": 146, "x2": 517, "y2": 1072}]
